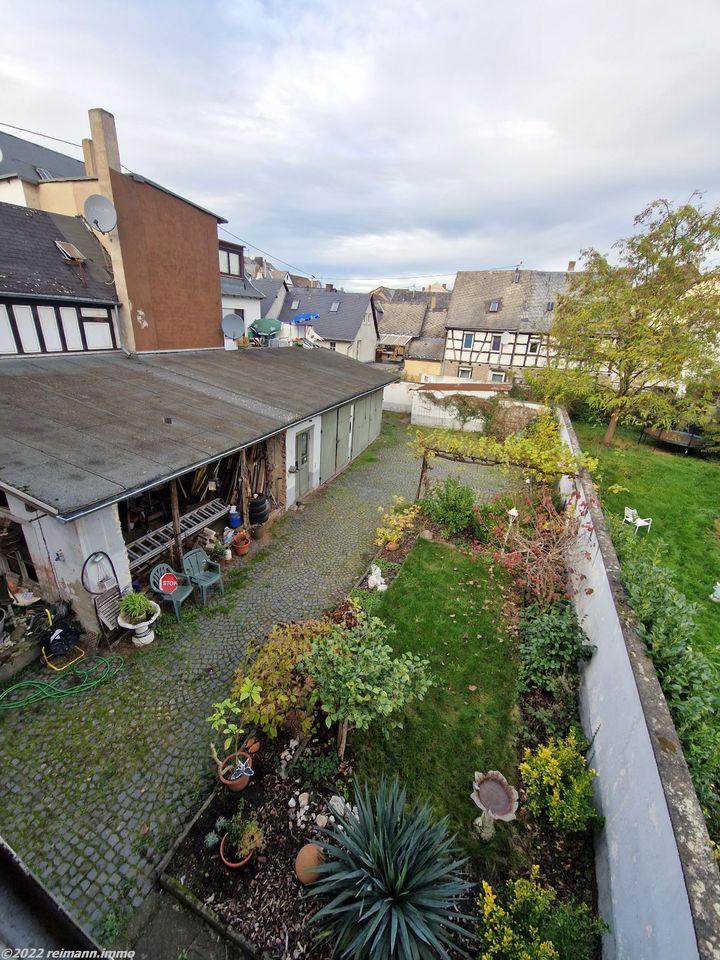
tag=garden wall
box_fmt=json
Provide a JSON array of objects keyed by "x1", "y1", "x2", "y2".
[{"x1": 557, "y1": 409, "x2": 720, "y2": 960}]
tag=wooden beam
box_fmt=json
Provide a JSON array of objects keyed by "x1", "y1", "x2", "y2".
[
  {"x1": 240, "y1": 449, "x2": 252, "y2": 532},
  {"x1": 169, "y1": 478, "x2": 183, "y2": 565}
]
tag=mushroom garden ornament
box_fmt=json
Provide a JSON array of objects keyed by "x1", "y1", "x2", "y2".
[{"x1": 471, "y1": 770, "x2": 519, "y2": 840}]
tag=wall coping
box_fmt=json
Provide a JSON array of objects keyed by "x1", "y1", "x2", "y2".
[{"x1": 559, "y1": 408, "x2": 720, "y2": 958}]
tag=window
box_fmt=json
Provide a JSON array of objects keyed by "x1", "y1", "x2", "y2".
[
  {"x1": 458, "y1": 367, "x2": 472, "y2": 380},
  {"x1": 491, "y1": 371, "x2": 505, "y2": 383},
  {"x1": 233, "y1": 308, "x2": 245, "y2": 321},
  {"x1": 218, "y1": 249, "x2": 241, "y2": 275},
  {"x1": 55, "y1": 240, "x2": 85, "y2": 262},
  {"x1": 489, "y1": 300, "x2": 500, "y2": 312},
  {"x1": 329, "y1": 341, "x2": 336, "y2": 351},
  {"x1": 330, "y1": 301, "x2": 341, "y2": 312},
  {"x1": 291, "y1": 299, "x2": 300, "y2": 309},
  {"x1": 35, "y1": 167, "x2": 53, "y2": 181},
  {"x1": 490, "y1": 334, "x2": 502, "y2": 352},
  {"x1": 528, "y1": 338, "x2": 540, "y2": 354},
  {"x1": 462, "y1": 332, "x2": 474, "y2": 349}
]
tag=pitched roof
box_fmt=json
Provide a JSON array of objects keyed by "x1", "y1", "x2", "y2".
[
  {"x1": 279, "y1": 289, "x2": 372, "y2": 342},
  {"x1": 378, "y1": 302, "x2": 426, "y2": 338},
  {"x1": 420, "y1": 308, "x2": 447, "y2": 338},
  {"x1": 251, "y1": 278, "x2": 287, "y2": 317},
  {"x1": 0, "y1": 348, "x2": 398, "y2": 519},
  {"x1": 0, "y1": 132, "x2": 86, "y2": 184},
  {"x1": 220, "y1": 275, "x2": 264, "y2": 299},
  {"x1": 0, "y1": 201, "x2": 117, "y2": 304},
  {"x1": 445, "y1": 270, "x2": 570, "y2": 333},
  {"x1": 407, "y1": 337, "x2": 445, "y2": 361}
]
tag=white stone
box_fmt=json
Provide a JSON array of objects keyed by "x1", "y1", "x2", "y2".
[
  {"x1": 299, "y1": 792, "x2": 310, "y2": 807},
  {"x1": 288, "y1": 797, "x2": 296, "y2": 808},
  {"x1": 315, "y1": 814, "x2": 329, "y2": 828}
]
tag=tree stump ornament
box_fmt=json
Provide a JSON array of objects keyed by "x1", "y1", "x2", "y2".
[{"x1": 471, "y1": 770, "x2": 518, "y2": 841}]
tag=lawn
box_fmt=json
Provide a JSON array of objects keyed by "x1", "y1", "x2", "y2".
[
  {"x1": 573, "y1": 420, "x2": 720, "y2": 666},
  {"x1": 353, "y1": 539, "x2": 519, "y2": 866}
]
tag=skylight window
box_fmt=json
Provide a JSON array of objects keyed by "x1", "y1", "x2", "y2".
[
  {"x1": 489, "y1": 300, "x2": 500, "y2": 312},
  {"x1": 330, "y1": 301, "x2": 341, "y2": 312},
  {"x1": 54, "y1": 240, "x2": 85, "y2": 262},
  {"x1": 291, "y1": 299, "x2": 300, "y2": 309},
  {"x1": 35, "y1": 167, "x2": 53, "y2": 181}
]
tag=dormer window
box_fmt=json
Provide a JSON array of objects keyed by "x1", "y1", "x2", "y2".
[
  {"x1": 219, "y1": 249, "x2": 242, "y2": 276},
  {"x1": 291, "y1": 299, "x2": 300, "y2": 309},
  {"x1": 489, "y1": 300, "x2": 500, "y2": 313},
  {"x1": 330, "y1": 301, "x2": 340, "y2": 312}
]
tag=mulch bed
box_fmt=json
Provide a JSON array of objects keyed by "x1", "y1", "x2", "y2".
[{"x1": 165, "y1": 733, "x2": 350, "y2": 960}]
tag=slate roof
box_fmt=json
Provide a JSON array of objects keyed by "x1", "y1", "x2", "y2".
[
  {"x1": 279, "y1": 289, "x2": 373, "y2": 342},
  {"x1": 220, "y1": 275, "x2": 264, "y2": 299},
  {"x1": 251, "y1": 278, "x2": 287, "y2": 317},
  {"x1": 420, "y1": 308, "x2": 448, "y2": 338},
  {"x1": 373, "y1": 287, "x2": 451, "y2": 309},
  {"x1": 0, "y1": 132, "x2": 86, "y2": 184},
  {"x1": 0, "y1": 348, "x2": 398, "y2": 519},
  {"x1": 378, "y1": 302, "x2": 426, "y2": 338},
  {"x1": 407, "y1": 337, "x2": 445, "y2": 361},
  {"x1": 445, "y1": 270, "x2": 570, "y2": 333},
  {"x1": 0, "y1": 201, "x2": 118, "y2": 304}
]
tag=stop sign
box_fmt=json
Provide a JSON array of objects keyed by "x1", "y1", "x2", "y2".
[{"x1": 159, "y1": 572, "x2": 178, "y2": 593}]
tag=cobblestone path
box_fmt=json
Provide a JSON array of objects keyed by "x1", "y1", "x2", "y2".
[{"x1": 0, "y1": 415, "x2": 519, "y2": 940}]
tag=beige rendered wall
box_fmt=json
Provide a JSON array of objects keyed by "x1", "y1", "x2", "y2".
[{"x1": 404, "y1": 359, "x2": 442, "y2": 380}]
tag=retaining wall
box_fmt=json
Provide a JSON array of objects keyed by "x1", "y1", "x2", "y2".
[{"x1": 558, "y1": 410, "x2": 720, "y2": 960}]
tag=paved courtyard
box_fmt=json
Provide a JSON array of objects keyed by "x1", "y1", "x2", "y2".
[{"x1": 0, "y1": 414, "x2": 519, "y2": 942}]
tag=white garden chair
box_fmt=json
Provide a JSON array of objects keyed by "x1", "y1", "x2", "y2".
[{"x1": 623, "y1": 507, "x2": 652, "y2": 534}]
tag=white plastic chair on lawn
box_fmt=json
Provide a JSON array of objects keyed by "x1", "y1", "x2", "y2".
[{"x1": 623, "y1": 507, "x2": 652, "y2": 534}]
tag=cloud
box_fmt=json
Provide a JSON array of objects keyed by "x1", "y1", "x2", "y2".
[{"x1": 1, "y1": 0, "x2": 719, "y2": 288}]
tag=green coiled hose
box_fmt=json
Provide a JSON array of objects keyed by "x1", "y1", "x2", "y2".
[{"x1": 0, "y1": 654, "x2": 124, "y2": 711}]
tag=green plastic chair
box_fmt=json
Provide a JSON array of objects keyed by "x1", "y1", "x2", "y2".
[
  {"x1": 149, "y1": 563, "x2": 194, "y2": 621},
  {"x1": 182, "y1": 549, "x2": 224, "y2": 606}
]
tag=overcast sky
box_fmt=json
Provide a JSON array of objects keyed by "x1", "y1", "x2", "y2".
[{"x1": 2, "y1": 0, "x2": 719, "y2": 290}]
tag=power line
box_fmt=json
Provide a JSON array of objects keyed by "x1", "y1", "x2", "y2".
[
  {"x1": 218, "y1": 225, "x2": 317, "y2": 279},
  {"x1": 0, "y1": 120, "x2": 84, "y2": 151}
]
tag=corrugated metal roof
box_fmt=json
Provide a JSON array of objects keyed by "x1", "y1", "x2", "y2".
[
  {"x1": 445, "y1": 270, "x2": 570, "y2": 333},
  {"x1": 0, "y1": 201, "x2": 118, "y2": 304},
  {"x1": 378, "y1": 334, "x2": 413, "y2": 347},
  {"x1": 0, "y1": 348, "x2": 397, "y2": 518}
]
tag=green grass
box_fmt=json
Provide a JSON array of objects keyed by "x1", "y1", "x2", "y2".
[
  {"x1": 574, "y1": 420, "x2": 720, "y2": 666},
  {"x1": 353, "y1": 539, "x2": 519, "y2": 868}
]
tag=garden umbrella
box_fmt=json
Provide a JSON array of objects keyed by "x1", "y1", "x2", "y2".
[{"x1": 249, "y1": 317, "x2": 282, "y2": 337}]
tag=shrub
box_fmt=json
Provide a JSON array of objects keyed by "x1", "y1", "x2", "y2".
[
  {"x1": 520, "y1": 729, "x2": 601, "y2": 832},
  {"x1": 309, "y1": 777, "x2": 472, "y2": 959},
  {"x1": 297, "y1": 750, "x2": 339, "y2": 784},
  {"x1": 471, "y1": 493, "x2": 516, "y2": 543},
  {"x1": 231, "y1": 620, "x2": 333, "y2": 739},
  {"x1": 119, "y1": 590, "x2": 154, "y2": 622},
  {"x1": 375, "y1": 497, "x2": 420, "y2": 546},
  {"x1": 301, "y1": 615, "x2": 434, "y2": 757},
  {"x1": 226, "y1": 811, "x2": 265, "y2": 859},
  {"x1": 477, "y1": 865, "x2": 606, "y2": 960},
  {"x1": 610, "y1": 520, "x2": 720, "y2": 837},
  {"x1": 421, "y1": 476, "x2": 477, "y2": 536},
  {"x1": 519, "y1": 601, "x2": 592, "y2": 692}
]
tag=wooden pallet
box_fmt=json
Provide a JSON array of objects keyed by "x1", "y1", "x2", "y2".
[{"x1": 126, "y1": 498, "x2": 227, "y2": 570}]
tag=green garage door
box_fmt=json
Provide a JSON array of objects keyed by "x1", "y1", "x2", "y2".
[
  {"x1": 368, "y1": 389, "x2": 383, "y2": 442},
  {"x1": 337, "y1": 403, "x2": 352, "y2": 472},
  {"x1": 351, "y1": 395, "x2": 371, "y2": 459},
  {"x1": 320, "y1": 409, "x2": 338, "y2": 485}
]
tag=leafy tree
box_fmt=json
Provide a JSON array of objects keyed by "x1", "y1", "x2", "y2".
[
  {"x1": 531, "y1": 195, "x2": 720, "y2": 444},
  {"x1": 301, "y1": 616, "x2": 433, "y2": 758}
]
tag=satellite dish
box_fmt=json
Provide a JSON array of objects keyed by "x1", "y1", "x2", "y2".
[
  {"x1": 0, "y1": 147, "x2": 3, "y2": 163},
  {"x1": 222, "y1": 313, "x2": 246, "y2": 339},
  {"x1": 83, "y1": 194, "x2": 118, "y2": 233}
]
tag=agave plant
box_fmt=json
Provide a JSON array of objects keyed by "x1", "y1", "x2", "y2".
[{"x1": 308, "y1": 776, "x2": 472, "y2": 959}]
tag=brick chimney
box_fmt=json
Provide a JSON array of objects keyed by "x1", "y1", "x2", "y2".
[{"x1": 567, "y1": 260, "x2": 576, "y2": 273}]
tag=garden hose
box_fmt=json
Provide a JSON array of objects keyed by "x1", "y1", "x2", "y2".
[{"x1": 0, "y1": 654, "x2": 124, "y2": 711}]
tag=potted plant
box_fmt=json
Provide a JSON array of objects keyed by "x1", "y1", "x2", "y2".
[
  {"x1": 117, "y1": 590, "x2": 161, "y2": 647},
  {"x1": 210, "y1": 541, "x2": 226, "y2": 563},
  {"x1": 219, "y1": 812, "x2": 265, "y2": 869},
  {"x1": 208, "y1": 680, "x2": 262, "y2": 792}
]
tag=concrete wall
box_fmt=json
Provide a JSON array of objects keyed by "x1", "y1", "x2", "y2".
[
  {"x1": 383, "y1": 380, "x2": 416, "y2": 412},
  {"x1": 221, "y1": 294, "x2": 262, "y2": 350},
  {"x1": 558, "y1": 410, "x2": 720, "y2": 960},
  {"x1": 410, "y1": 390, "x2": 486, "y2": 430},
  {"x1": 7, "y1": 493, "x2": 131, "y2": 632}
]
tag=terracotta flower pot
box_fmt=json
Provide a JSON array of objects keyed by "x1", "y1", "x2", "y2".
[
  {"x1": 245, "y1": 737, "x2": 261, "y2": 755},
  {"x1": 219, "y1": 833, "x2": 253, "y2": 869},
  {"x1": 219, "y1": 750, "x2": 253, "y2": 792},
  {"x1": 295, "y1": 842, "x2": 324, "y2": 885},
  {"x1": 386, "y1": 542, "x2": 399, "y2": 552},
  {"x1": 232, "y1": 532, "x2": 250, "y2": 556}
]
